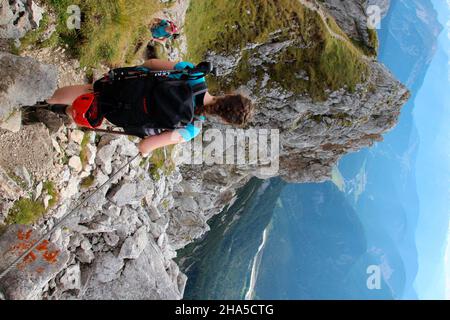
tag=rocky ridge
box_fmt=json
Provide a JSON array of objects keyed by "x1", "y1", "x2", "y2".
[{"x1": 0, "y1": 0, "x2": 409, "y2": 300}]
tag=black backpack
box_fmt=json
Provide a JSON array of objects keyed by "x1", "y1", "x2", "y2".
[{"x1": 93, "y1": 66, "x2": 208, "y2": 138}]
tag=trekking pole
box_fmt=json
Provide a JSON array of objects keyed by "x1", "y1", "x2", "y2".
[
  {"x1": 0, "y1": 153, "x2": 141, "y2": 281},
  {"x1": 108, "y1": 61, "x2": 215, "y2": 82}
]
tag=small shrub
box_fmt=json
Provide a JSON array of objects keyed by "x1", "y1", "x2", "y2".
[
  {"x1": 43, "y1": 181, "x2": 59, "y2": 208},
  {"x1": 19, "y1": 13, "x2": 51, "y2": 50},
  {"x1": 6, "y1": 198, "x2": 46, "y2": 225},
  {"x1": 79, "y1": 132, "x2": 91, "y2": 168},
  {"x1": 80, "y1": 175, "x2": 95, "y2": 189}
]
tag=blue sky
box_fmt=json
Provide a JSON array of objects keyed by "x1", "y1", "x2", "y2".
[{"x1": 412, "y1": 0, "x2": 450, "y2": 300}]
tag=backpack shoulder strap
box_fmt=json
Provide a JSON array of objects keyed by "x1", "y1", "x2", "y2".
[
  {"x1": 191, "y1": 82, "x2": 208, "y2": 95},
  {"x1": 191, "y1": 82, "x2": 208, "y2": 109}
]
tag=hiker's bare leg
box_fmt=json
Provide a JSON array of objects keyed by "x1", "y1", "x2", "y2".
[
  {"x1": 47, "y1": 84, "x2": 93, "y2": 106},
  {"x1": 142, "y1": 59, "x2": 176, "y2": 70}
]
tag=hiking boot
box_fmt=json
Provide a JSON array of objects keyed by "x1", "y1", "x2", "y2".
[
  {"x1": 35, "y1": 109, "x2": 66, "y2": 133},
  {"x1": 22, "y1": 103, "x2": 67, "y2": 114},
  {"x1": 21, "y1": 104, "x2": 67, "y2": 132},
  {"x1": 48, "y1": 104, "x2": 68, "y2": 115},
  {"x1": 21, "y1": 107, "x2": 40, "y2": 125},
  {"x1": 21, "y1": 102, "x2": 51, "y2": 116}
]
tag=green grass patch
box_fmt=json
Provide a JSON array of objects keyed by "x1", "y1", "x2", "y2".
[
  {"x1": 79, "y1": 131, "x2": 91, "y2": 168},
  {"x1": 326, "y1": 12, "x2": 378, "y2": 57},
  {"x1": 149, "y1": 146, "x2": 176, "y2": 180},
  {"x1": 80, "y1": 175, "x2": 95, "y2": 189},
  {"x1": 7, "y1": 172, "x2": 28, "y2": 190},
  {"x1": 19, "y1": 13, "x2": 55, "y2": 51},
  {"x1": 366, "y1": 28, "x2": 379, "y2": 56},
  {"x1": 139, "y1": 157, "x2": 149, "y2": 168},
  {"x1": 6, "y1": 198, "x2": 46, "y2": 225},
  {"x1": 185, "y1": 0, "x2": 302, "y2": 62},
  {"x1": 39, "y1": 0, "x2": 162, "y2": 68},
  {"x1": 124, "y1": 25, "x2": 150, "y2": 64},
  {"x1": 61, "y1": 152, "x2": 70, "y2": 165},
  {"x1": 325, "y1": 16, "x2": 351, "y2": 40},
  {"x1": 43, "y1": 181, "x2": 59, "y2": 208},
  {"x1": 7, "y1": 39, "x2": 21, "y2": 55},
  {"x1": 161, "y1": 199, "x2": 170, "y2": 210},
  {"x1": 185, "y1": 0, "x2": 368, "y2": 100},
  {"x1": 5, "y1": 181, "x2": 59, "y2": 226}
]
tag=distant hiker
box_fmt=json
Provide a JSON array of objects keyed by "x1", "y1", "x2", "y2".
[
  {"x1": 40, "y1": 59, "x2": 254, "y2": 156},
  {"x1": 147, "y1": 18, "x2": 180, "y2": 60},
  {"x1": 150, "y1": 18, "x2": 179, "y2": 43}
]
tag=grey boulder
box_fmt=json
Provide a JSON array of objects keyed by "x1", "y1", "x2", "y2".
[{"x1": 0, "y1": 52, "x2": 57, "y2": 128}]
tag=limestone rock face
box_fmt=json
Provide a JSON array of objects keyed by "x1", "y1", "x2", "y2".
[
  {"x1": 0, "y1": 0, "x2": 44, "y2": 40},
  {"x1": 119, "y1": 227, "x2": 148, "y2": 260},
  {"x1": 183, "y1": 0, "x2": 409, "y2": 187},
  {"x1": 0, "y1": 0, "x2": 412, "y2": 302},
  {"x1": 165, "y1": 0, "x2": 409, "y2": 288},
  {"x1": 0, "y1": 52, "x2": 57, "y2": 128},
  {"x1": 165, "y1": 0, "x2": 409, "y2": 256},
  {"x1": 59, "y1": 264, "x2": 81, "y2": 291},
  {"x1": 92, "y1": 252, "x2": 124, "y2": 284},
  {"x1": 321, "y1": 0, "x2": 390, "y2": 51},
  {"x1": 82, "y1": 241, "x2": 184, "y2": 300}
]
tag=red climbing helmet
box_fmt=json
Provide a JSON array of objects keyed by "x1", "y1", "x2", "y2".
[{"x1": 71, "y1": 93, "x2": 103, "y2": 129}]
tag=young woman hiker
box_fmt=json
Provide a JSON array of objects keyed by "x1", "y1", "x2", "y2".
[
  {"x1": 42, "y1": 59, "x2": 254, "y2": 157},
  {"x1": 150, "y1": 18, "x2": 180, "y2": 43}
]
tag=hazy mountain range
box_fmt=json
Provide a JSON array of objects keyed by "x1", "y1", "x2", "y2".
[{"x1": 179, "y1": 0, "x2": 445, "y2": 300}]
